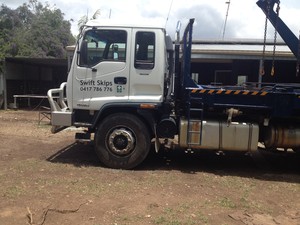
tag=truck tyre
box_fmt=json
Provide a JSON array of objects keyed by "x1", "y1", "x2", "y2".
[{"x1": 95, "y1": 113, "x2": 151, "y2": 169}]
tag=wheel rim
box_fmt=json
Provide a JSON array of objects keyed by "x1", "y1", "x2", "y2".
[{"x1": 107, "y1": 128, "x2": 135, "y2": 156}]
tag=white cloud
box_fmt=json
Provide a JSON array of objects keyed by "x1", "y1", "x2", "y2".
[{"x1": 1, "y1": 0, "x2": 299, "y2": 40}]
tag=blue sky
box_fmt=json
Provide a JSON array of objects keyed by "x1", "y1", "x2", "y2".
[{"x1": 1, "y1": 0, "x2": 300, "y2": 40}]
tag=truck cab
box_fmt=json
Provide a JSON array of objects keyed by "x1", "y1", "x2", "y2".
[
  {"x1": 48, "y1": 20, "x2": 176, "y2": 169},
  {"x1": 48, "y1": 20, "x2": 171, "y2": 130}
]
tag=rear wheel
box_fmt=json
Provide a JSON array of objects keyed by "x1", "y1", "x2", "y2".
[{"x1": 95, "y1": 113, "x2": 151, "y2": 169}]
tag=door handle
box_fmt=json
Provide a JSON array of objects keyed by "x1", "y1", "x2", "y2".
[{"x1": 114, "y1": 77, "x2": 127, "y2": 84}]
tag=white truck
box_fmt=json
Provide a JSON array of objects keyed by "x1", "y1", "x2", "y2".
[
  {"x1": 48, "y1": 19, "x2": 175, "y2": 169},
  {"x1": 48, "y1": 0, "x2": 300, "y2": 169}
]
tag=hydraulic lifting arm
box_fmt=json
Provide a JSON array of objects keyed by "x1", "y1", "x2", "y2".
[{"x1": 256, "y1": 0, "x2": 299, "y2": 58}]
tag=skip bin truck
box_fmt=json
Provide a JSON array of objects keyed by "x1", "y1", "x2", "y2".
[{"x1": 48, "y1": 0, "x2": 300, "y2": 169}]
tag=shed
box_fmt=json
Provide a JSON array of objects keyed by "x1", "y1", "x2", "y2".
[
  {"x1": 2, "y1": 57, "x2": 68, "y2": 109},
  {"x1": 190, "y1": 39, "x2": 299, "y2": 86}
]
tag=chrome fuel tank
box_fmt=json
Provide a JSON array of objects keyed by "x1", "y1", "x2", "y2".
[{"x1": 264, "y1": 125, "x2": 300, "y2": 149}]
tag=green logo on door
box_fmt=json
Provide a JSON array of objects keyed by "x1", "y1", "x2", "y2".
[{"x1": 117, "y1": 85, "x2": 123, "y2": 93}]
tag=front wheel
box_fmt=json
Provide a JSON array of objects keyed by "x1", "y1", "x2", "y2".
[{"x1": 95, "y1": 113, "x2": 151, "y2": 169}]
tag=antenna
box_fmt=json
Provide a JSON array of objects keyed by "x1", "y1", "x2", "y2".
[
  {"x1": 222, "y1": 0, "x2": 231, "y2": 40},
  {"x1": 165, "y1": 0, "x2": 174, "y2": 28}
]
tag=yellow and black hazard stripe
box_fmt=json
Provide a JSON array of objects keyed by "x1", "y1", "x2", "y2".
[{"x1": 191, "y1": 89, "x2": 268, "y2": 96}]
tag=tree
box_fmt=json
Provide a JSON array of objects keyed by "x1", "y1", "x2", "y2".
[{"x1": 0, "y1": 0, "x2": 75, "y2": 60}]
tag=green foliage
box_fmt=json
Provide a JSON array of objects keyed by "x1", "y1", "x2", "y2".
[{"x1": 0, "y1": 0, "x2": 75, "y2": 61}]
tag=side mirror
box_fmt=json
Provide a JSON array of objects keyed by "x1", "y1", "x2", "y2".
[{"x1": 79, "y1": 40, "x2": 88, "y2": 65}]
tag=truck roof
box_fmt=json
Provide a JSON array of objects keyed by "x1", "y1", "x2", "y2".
[{"x1": 84, "y1": 19, "x2": 166, "y2": 30}]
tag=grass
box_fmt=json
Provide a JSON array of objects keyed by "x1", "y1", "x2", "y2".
[
  {"x1": 150, "y1": 204, "x2": 210, "y2": 225},
  {"x1": 219, "y1": 197, "x2": 237, "y2": 209},
  {"x1": 3, "y1": 185, "x2": 24, "y2": 198}
]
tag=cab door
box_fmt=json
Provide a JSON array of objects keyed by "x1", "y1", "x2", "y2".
[
  {"x1": 73, "y1": 28, "x2": 131, "y2": 110},
  {"x1": 129, "y1": 28, "x2": 165, "y2": 103}
]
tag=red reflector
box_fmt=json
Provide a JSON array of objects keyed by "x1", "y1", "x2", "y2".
[{"x1": 139, "y1": 104, "x2": 156, "y2": 109}]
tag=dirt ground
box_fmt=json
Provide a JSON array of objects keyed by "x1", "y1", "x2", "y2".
[{"x1": 0, "y1": 109, "x2": 300, "y2": 225}]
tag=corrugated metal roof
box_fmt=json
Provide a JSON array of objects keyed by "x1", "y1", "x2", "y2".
[{"x1": 191, "y1": 39, "x2": 295, "y2": 61}]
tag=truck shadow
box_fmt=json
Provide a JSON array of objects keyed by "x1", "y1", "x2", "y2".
[
  {"x1": 47, "y1": 141, "x2": 100, "y2": 167},
  {"x1": 142, "y1": 148, "x2": 300, "y2": 183},
  {"x1": 47, "y1": 142, "x2": 300, "y2": 183}
]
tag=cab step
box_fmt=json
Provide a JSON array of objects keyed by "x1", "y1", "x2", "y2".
[{"x1": 75, "y1": 132, "x2": 91, "y2": 143}]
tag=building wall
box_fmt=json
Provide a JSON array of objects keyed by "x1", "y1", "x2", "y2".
[
  {"x1": 4, "y1": 59, "x2": 67, "y2": 108},
  {"x1": 0, "y1": 73, "x2": 4, "y2": 109},
  {"x1": 191, "y1": 59, "x2": 299, "y2": 86}
]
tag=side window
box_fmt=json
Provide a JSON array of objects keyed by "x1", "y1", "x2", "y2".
[
  {"x1": 134, "y1": 31, "x2": 155, "y2": 70},
  {"x1": 79, "y1": 29, "x2": 127, "y2": 67}
]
